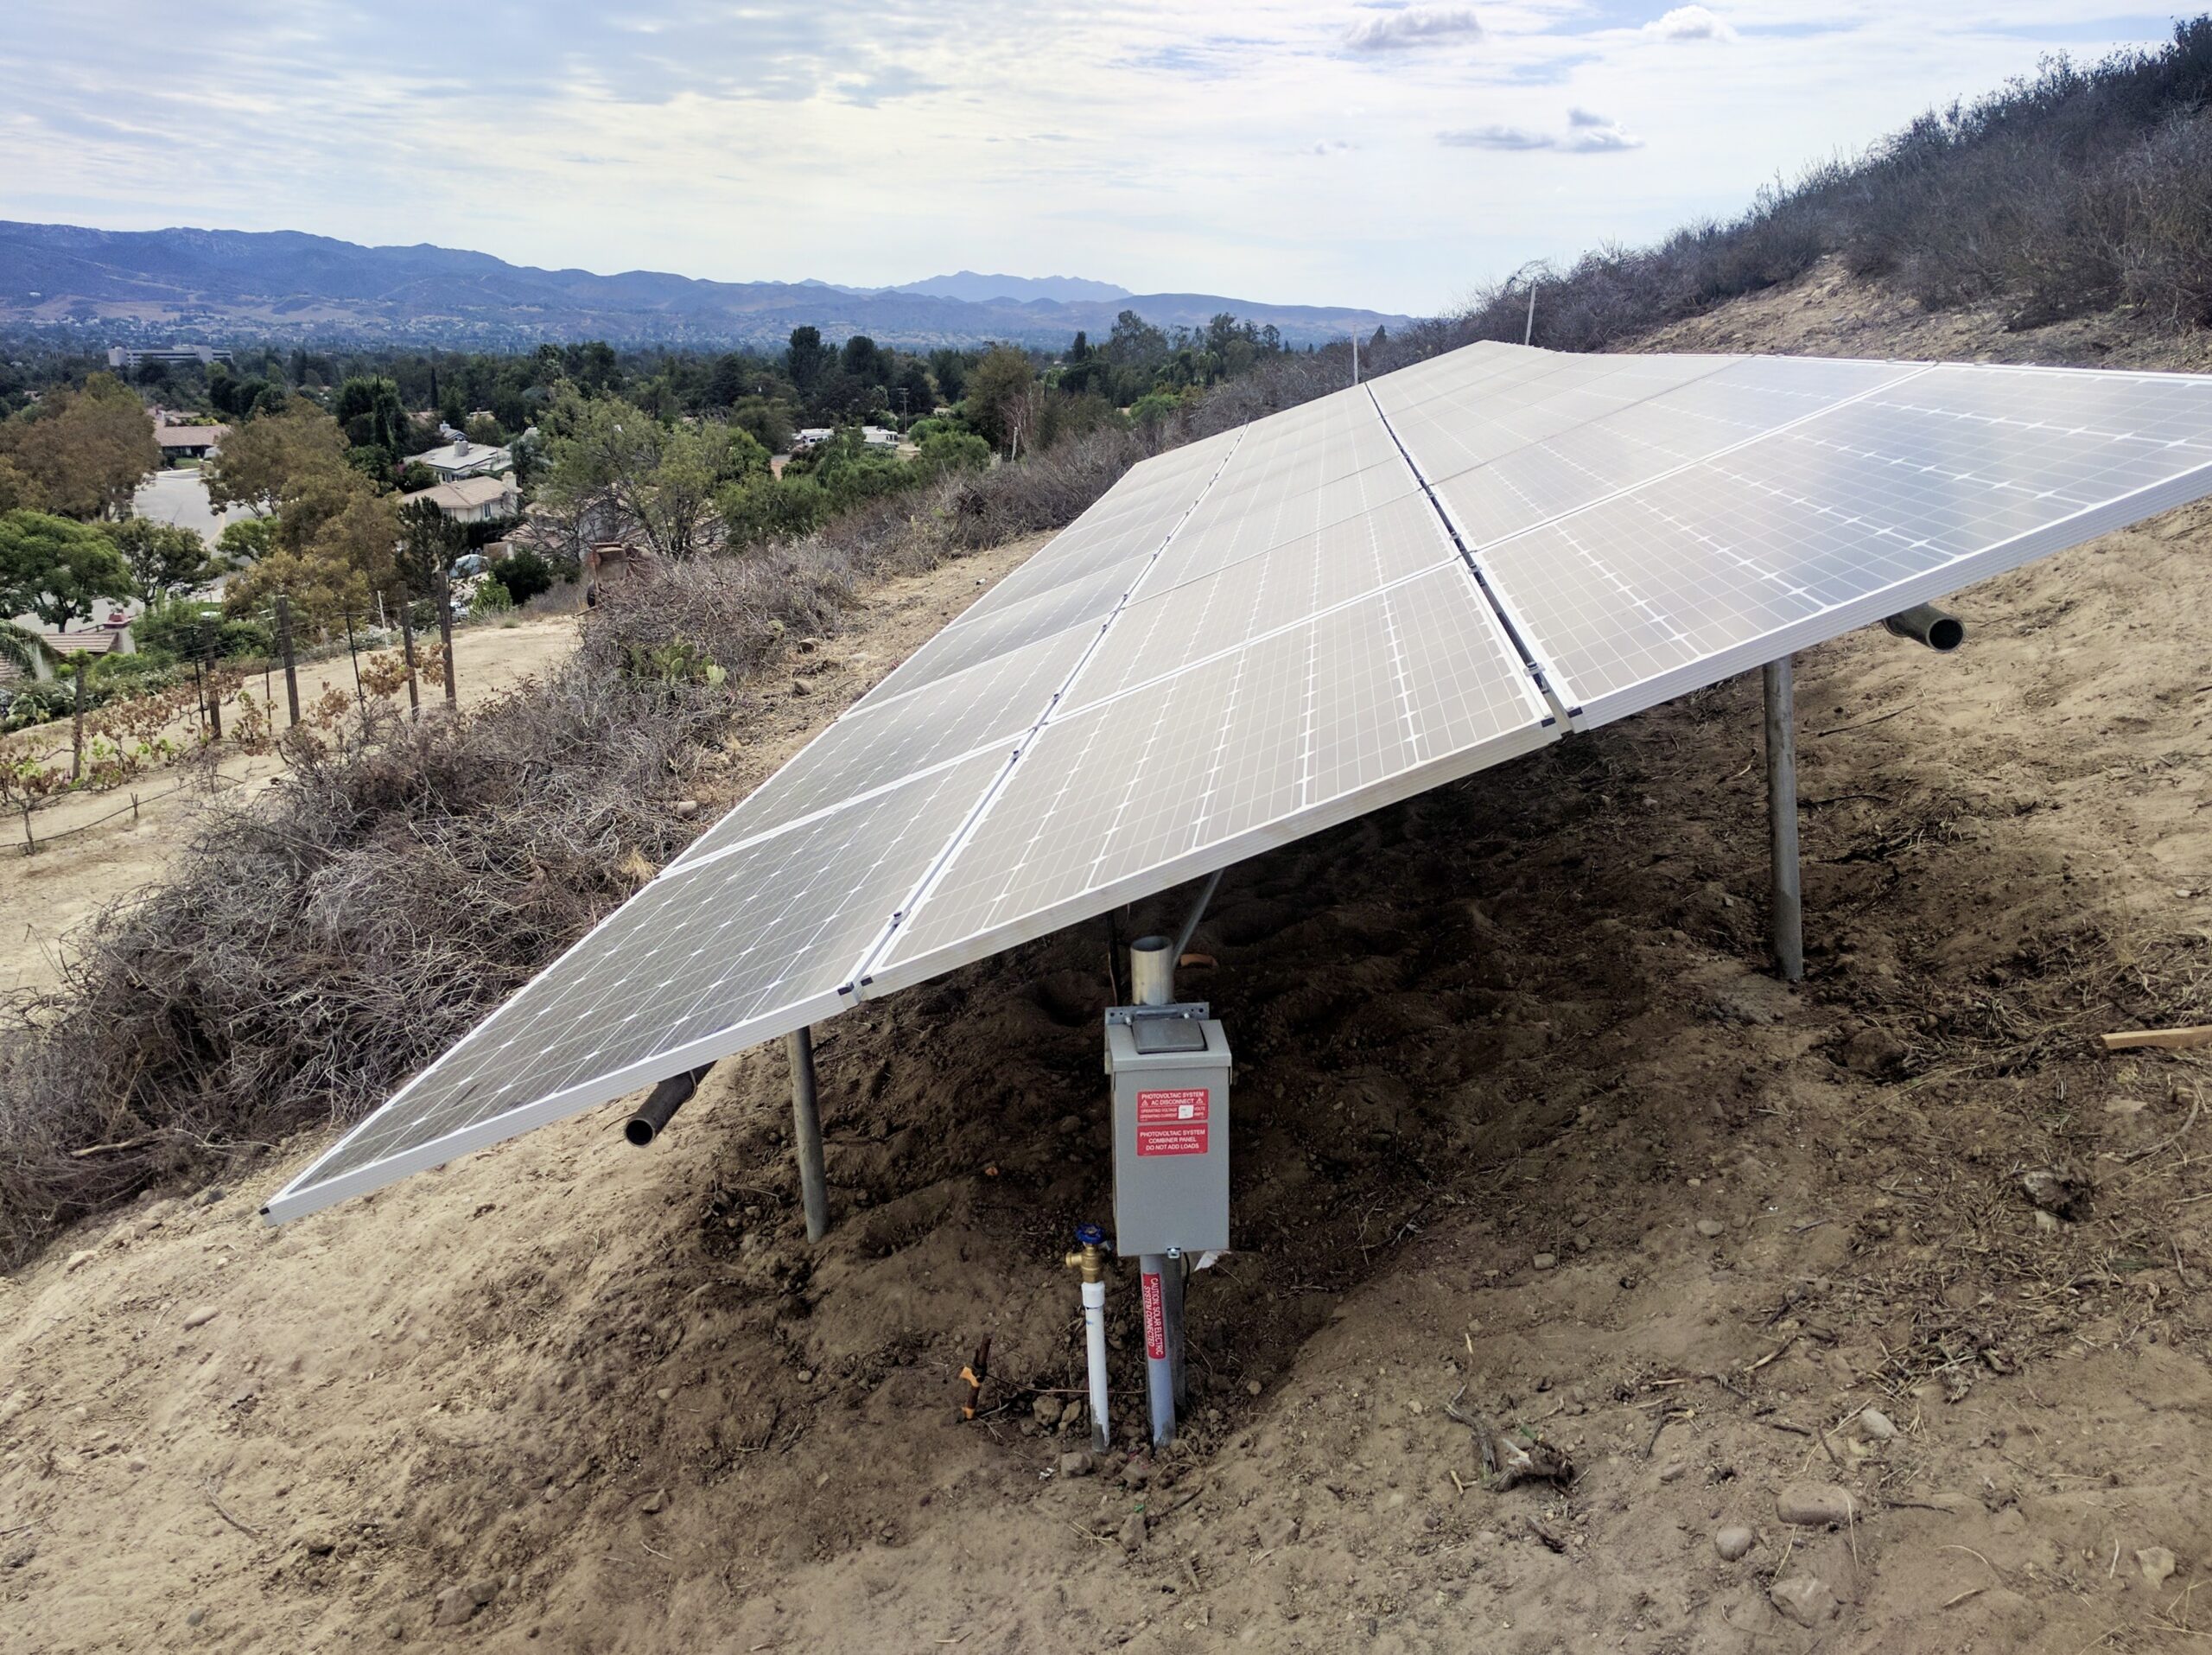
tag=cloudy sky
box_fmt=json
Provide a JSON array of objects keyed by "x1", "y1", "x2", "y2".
[{"x1": 0, "y1": 3, "x2": 2186, "y2": 314}]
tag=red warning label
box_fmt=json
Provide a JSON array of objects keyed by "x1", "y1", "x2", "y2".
[
  {"x1": 1135, "y1": 1088, "x2": 1210, "y2": 1157},
  {"x1": 1141, "y1": 1270, "x2": 1166, "y2": 1359}
]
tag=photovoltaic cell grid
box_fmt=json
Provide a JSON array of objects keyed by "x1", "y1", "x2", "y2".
[
  {"x1": 278, "y1": 748, "x2": 1016, "y2": 1211},
  {"x1": 868, "y1": 563, "x2": 1552, "y2": 991},
  {"x1": 266, "y1": 341, "x2": 2212, "y2": 1225},
  {"x1": 1402, "y1": 357, "x2": 2212, "y2": 723}
]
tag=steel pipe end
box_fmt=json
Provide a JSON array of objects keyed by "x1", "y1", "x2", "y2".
[
  {"x1": 623, "y1": 1116, "x2": 658, "y2": 1148},
  {"x1": 1883, "y1": 604, "x2": 1964, "y2": 652}
]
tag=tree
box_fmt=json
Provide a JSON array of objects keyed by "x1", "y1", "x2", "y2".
[
  {"x1": 1103, "y1": 310, "x2": 1169, "y2": 372},
  {"x1": 334, "y1": 375, "x2": 410, "y2": 455},
  {"x1": 893, "y1": 361, "x2": 935, "y2": 421},
  {"x1": 0, "y1": 510, "x2": 132, "y2": 631},
  {"x1": 535, "y1": 392, "x2": 766, "y2": 561},
  {"x1": 840, "y1": 334, "x2": 883, "y2": 384},
  {"x1": 205, "y1": 398, "x2": 350, "y2": 517},
  {"x1": 706, "y1": 353, "x2": 749, "y2": 410},
  {"x1": 215, "y1": 515, "x2": 278, "y2": 569},
  {"x1": 396, "y1": 500, "x2": 464, "y2": 598},
  {"x1": 965, "y1": 347, "x2": 1038, "y2": 449},
  {"x1": 0, "y1": 375, "x2": 160, "y2": 519},
  {"x1": 785, "y1": 327, "x2": 833, "y2": 395},
  {"x1": 222, "y1": 547, "x2": 372, "y2": 632},
  {"x1": 928, "y1": 348, "x2": 970, "y2": 403},
  {"x1": 915, "y1": 429, "x2": 992, "y2": 477},
  {"x1": 106, "y1": 518, "x2": 214, "y2": 604}
]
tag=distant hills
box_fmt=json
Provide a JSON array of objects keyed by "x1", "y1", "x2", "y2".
[
  {"x1": 883, "y1": 271, "x2": 1132, "y2": 304},
  {"x1": 0, "y1": 223, "x2": 1408, "y2": 351}
]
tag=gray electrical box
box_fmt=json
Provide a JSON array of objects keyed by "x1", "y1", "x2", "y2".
[{"x1": 1104, "y1": 1006, "x2": 1230, "y2": 1256}]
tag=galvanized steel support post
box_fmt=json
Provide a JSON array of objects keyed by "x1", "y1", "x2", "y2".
[
  {"x1": 1140, "y1": 1253, "x2": 1177, "y2": 1446},
  {"x1": 787, "y1": 1026, "x2": 829, "y2": 1243},
  {"x1": 1763, "y1": 657, "x2": 1803, "y2": 983}
]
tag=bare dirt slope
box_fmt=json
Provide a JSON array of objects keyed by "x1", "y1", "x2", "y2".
[{"x1": 5, "y1": 279, "x2": 2212, "y2": 1654}]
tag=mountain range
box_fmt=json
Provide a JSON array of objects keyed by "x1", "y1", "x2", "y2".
[{"x1": 0, "y1": 223, "x2": 1408, "y2": 351}]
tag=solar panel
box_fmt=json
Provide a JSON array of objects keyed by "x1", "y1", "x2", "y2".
[
  {"x1": 1417, "y1": 358, "x2": 2212, "y2": 724},
  {"x1": 265, "y1": 340, "x2": 2212, "y2": 1225},
  {"x1": 864, "y1": 562, "x2": 1554, "y2": 992},
  {"x1": 269, "y1": 748, "x2": 1016, "y2": 1219}
]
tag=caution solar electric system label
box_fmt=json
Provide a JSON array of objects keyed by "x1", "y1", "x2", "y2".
[{"x1": 1135, "y1": 1088, "x2": 1210, "y2": 1157}]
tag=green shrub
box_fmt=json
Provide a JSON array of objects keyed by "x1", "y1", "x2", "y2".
[
  {"x1": 468, "y1": 578, "x2": 514, "y2": 617},
  {"x1": 4, "y1": 679, "x2": 80, "y2": 731},
  {"x1": 90, "y1": 653, "x2": 181, "y2": 693},
  {"x1": 493, "y1": 548, "x2": 556, "y2": 605},
  {"x1": 136, "y1": 602, "x2": 270, "y2": 662}
]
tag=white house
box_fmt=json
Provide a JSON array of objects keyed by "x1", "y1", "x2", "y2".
[
  {"x1": 401, "y1": 474, "x2": 521, "y2": 525},
  {"x1": 411, "y1": 436, "x2": 513, "y2": 482}
]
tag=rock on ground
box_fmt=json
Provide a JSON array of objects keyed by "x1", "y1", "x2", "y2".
[
  {"x1": 1775, "y1": 1483, "x2": 1858, "y2": 1527},
  {"x1": 1770, "y1": 1575, "x2": 1839, "y2": 1627}
]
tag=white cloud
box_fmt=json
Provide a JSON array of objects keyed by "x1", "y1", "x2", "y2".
[
  {"x1": 1644, "y1": 6, "x2": 1737, "y2": 43},
  {"x1": 0, "y1": 1, "x2": 2173, "y2": 316},
  {"x1": 1343, "y1": 4, "x2": 1484, "y2": 52},
  {"x1": 1440, "y1": 109, "x2": 1642, "y2": 153},
  {"x1": 1312, "y1": 137, "x2": 1353, "y2": 155}
]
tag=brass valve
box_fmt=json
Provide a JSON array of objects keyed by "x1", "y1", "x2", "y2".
[{"x1": 1064, "y1": 1224, "x2": 1108, "y2": 1283}]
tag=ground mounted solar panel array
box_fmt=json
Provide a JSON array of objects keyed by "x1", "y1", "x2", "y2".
[{"x1": 265, "y1": 341, "x2": 2212, "y2": 1223}]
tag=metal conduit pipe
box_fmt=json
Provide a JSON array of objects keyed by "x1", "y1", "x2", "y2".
[
  {"x1": 625, "y1": 1064, "x2": 713, "y2": 1146},
  {"x1": 1763, "y1": 658, "x2": 1804, "y2": 984},
  {"x1": 1170, "y1": 869, "x2": 1223, "y2": 964},
  {"x1": 1129, "y1": 934, "x2": 1176, "y2": 1008},
  {"x1": 1883, "y1": 603, "x2": 1965, "y2": 651},
  {"x1": 787, "y1": 1027, "x2": 830, "y2": 1244},
  {"x1": 1140, "y1": 1254, "x2": 1177, "y2": 1445}
]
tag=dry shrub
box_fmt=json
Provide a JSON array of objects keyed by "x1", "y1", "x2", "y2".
[
  {"x1": 1427, "y1": 20, "x2": 2212, "y2": 352},
  {"x1": 0, "y1": 671, "x2": 717, "y2": 1262},
  {"x1": 0, "y1": 420, "x2": 1154, "y2": 1264}
]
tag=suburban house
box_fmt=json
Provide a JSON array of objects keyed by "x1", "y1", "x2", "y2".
[
  {"x1": 401, "y1": 474, "x2": 520, "y2": 525},
  {"x1": 411, "y1": 436, "x2": 513, "y2": 482},
  {"x1": 155, "y1": 422, "x2": 227, "y2": 461}
]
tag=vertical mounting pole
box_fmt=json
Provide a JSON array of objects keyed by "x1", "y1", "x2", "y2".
[
  {"x1": 1140, "y1": 1254, "x2": 1176, "y2": 1446},
  {"x1": 1128, "y1": 933, "x2": 1181, "y2": 1445},
  {"x1": 1524, "y1": 281, "x2": 1538, "y2": 347},
  {"x1": 786, "y1": 1026, "x2": 829, "y2": 1244},
  {"x1": 1163, "y1": 1248, "x2": 1186, "y2": 1412},
  {"x1": 1763, "y1": 657, "x2": 1803, "y2": 983},
  {"x1": 276, "y1": 595, "x2": 300, "y2": 728}
]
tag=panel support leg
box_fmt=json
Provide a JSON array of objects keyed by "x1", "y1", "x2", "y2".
[
  {"x1": 786, "y1": 1026, "x2": 829, "y2": 1243},
  {"x1": 1763, "y1": 657, "x2": 1803, "y2": 983}
]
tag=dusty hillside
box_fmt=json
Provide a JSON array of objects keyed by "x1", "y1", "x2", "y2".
[{"x1": 4, "y1": 272, "x2": 2212, "y2": 1654}]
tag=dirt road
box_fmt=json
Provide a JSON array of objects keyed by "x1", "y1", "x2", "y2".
[{"x1": 1, "y1": 613, "x2": 582, "y2": 998}]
